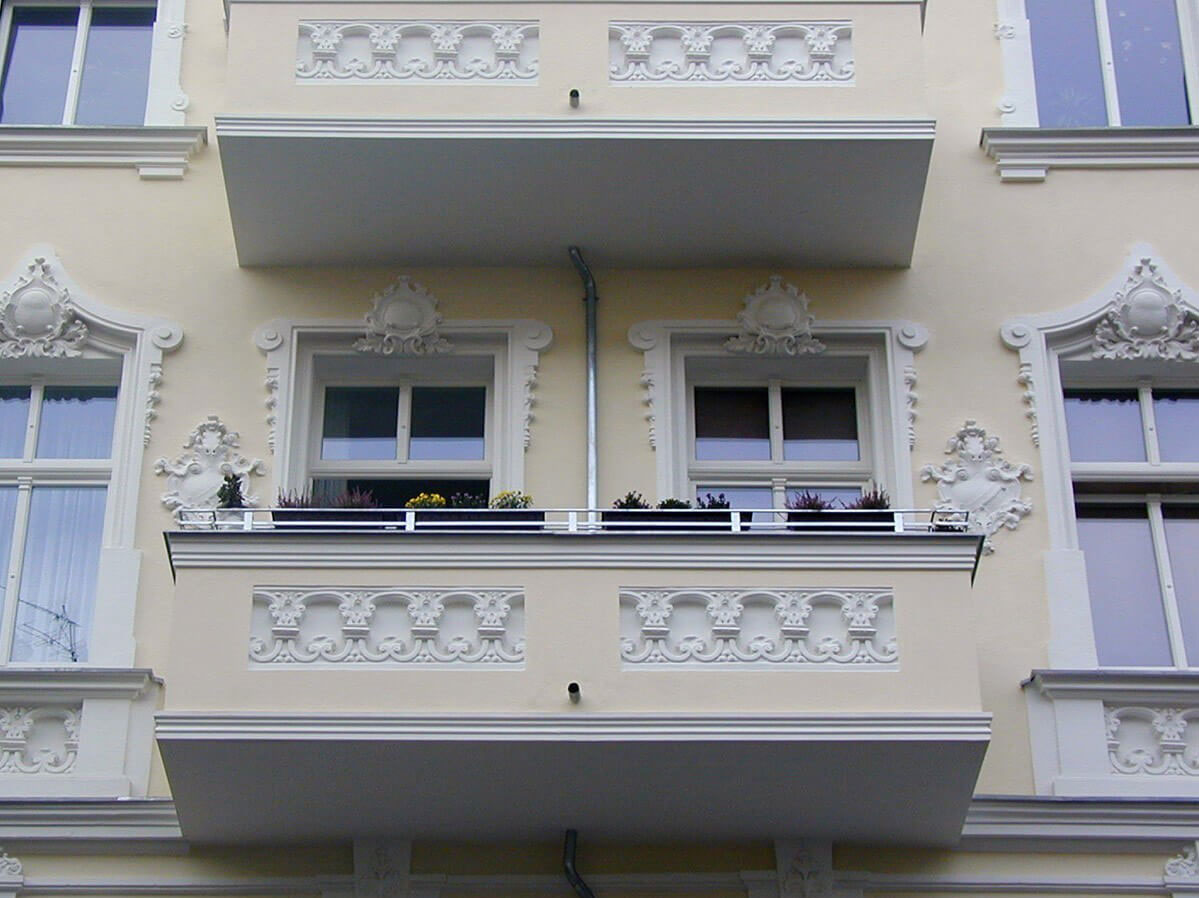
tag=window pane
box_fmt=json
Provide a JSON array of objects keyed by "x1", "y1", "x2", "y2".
[
  {"x1": 0, "y1": 6, "x2": 77, "y2": 124},
  {"x1": 409, "y1": 387, "x2": 486, "y2": 460},
  {"x1": 1164, "y1": 507, "x2": 1199, "y2": 665},
  {"x1": 1154, "y1": 391, "x2": 1199, "y2": 462},
  {"x1": 1077, "y1": 506, "x2": 1173, "y2": 666},
  {"x1": 1064, "y1": 390, "x2": 1146, "y2": 461},
  {"x1": 0, "y1": 387, "x2": 29, "y2": 457},
  {"x1": 694, "y1": 388, "x2": 770, "y2": 460},
  {"x1": 1026, "y1": 0, "x2": 1109, "y2": 126},
  {"x1": 782, "y1": 388, "x2": 859, "y2": 461},
  {"x1": 0, "y1": 488, "x2": 18, "y2": 631},
  {"x1": 697, "y1": 485, "x2": 773, "y2": 523},
  {"x1": 11, "y1": 486, "x2": 106, "y2": 663},
  {"x1": 1106, "y1": 0, "x2": 1190, "y2": 126},
  {"x1": 321, "y1": 387, "x2": 398, "y2": 460},
  {"x1": 75, "y1": 6, "x2": 155, "y2": 126},
  {"x1": 36, "y1": 386, "x2": 118, "y2": 459}
]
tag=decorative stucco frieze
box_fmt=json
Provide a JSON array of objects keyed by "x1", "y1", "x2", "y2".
[
  {"x1": 250, "y1": 587, "x2": 525, "y2": 665},
  {"x1": 1106, "y1": 706, "x2": 1199, "y2": 776},
  {"x1": 639, "y1": 369, "x2": 657, "y2": 450},
  {"x1": 620, "y1": 587, "x2": 896, "y2": 665},
  {"x1": 1016, "y1": 361, "x2": 1039, "y2": 447},
  {"x1": 725, "y1": 275, "x2": 825, "y2": 356},
  {"x1": 0, "y1": 255, "x2": 87, "y2": 359},
  {"x1": 154, "y1": 416, "x2": 265, "y2": 511},
  {"x1": 609, "y1": 22, "x2": 853, "y2": 83},
  {"x1": 354, "y1": 277, "x2": 453, "y2": 355},
  {"x1": 920, "y1": 420, "x2": 1032, "y2": 554},
  {"x1": 0, "y1": 849, "x2": 20, "y2": 878},
  {"x1": 0, "y1": 705, "x2": 80, "y2": 775},
  {"x1": 903, "y1": 365, "x2": 918, "y2": 449},
  {"x1": 1167, "y1": 842, "x2": 1199, "y2": 878},
  {"x1": 264, "y1": 372, "x2": 279, "y2": 455},
  {"x1": 298, "y1": 21, "x2": 539, "y2": 82},
  {"x1": 1092, "y1": 257, "x2": 1199, "y2": 361}
]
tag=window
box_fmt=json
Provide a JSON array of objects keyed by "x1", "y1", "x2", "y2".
[
  {"x1": 307, "y1": 354, "x2": 493, "y2": 507},
  {"x1": 1024, "y1": 0, "x2": 1197, "y2": 126},
  {"x1": 0, "y1": 378, "x2": 117, "y2": 664},
  {"x1": 0, "y1": 0, "x2": 157, "y2": 125},
  {"x1": 687, "y1": 357, "x2": 873, "y2": 513},
  {"x1": 1065, "y1": 385, "x2": 1199, "y2": 667}
]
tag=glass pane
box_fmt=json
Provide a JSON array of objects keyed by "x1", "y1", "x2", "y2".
[
  {"x1": 36, "y1": 386, "x2": 118, "y2": 459},
  {"x1": 1154, "y1": 390, "x2": 1199, "y2": 462},
  {"x1": 696, "y1": 485, "x2": 774, "y2": 523},
  {"x1": 0, "y1": 488, "x2": 18, "y2": 632},
  {"x1": 1026, "y1": 0, "x2": 1110, "y2": 126},
  {"x1": 0, "y1": 6, "x2": 77, "y2": 124},
  {"x1": 75, "y1": 6, "x2": 155, "y2": 126},
  {"x1": 1077, "y1": 506, "x2": 1173, "y2": 666},
  {"x1": 321, "y1": 387, "x2": 398, "y2": 460},
  {"x1": 782, "y1": 388, "x2": 859, "y2": 461},
  {"x1": 0, "y1": 387, "x2": 30, "y2": 457},
  {"x1": 694, "y1": 388, "x2": 770, "y2": 460},
  {"x1": 1106, "y1": 0, "x2": 1190, "y2": 126},
  {"x1": 1064, "y1": 390, "x2": 1146, "y2": 462},
  {"x1": 409, "y1": 386, "x2": 486, "y2": 460},
  {"x1": 1164, "y1": 507, "x2": 1199, "y2": 665},
  {"x1": 11, "y1": 486, "x2": 106, "y2": 663}
]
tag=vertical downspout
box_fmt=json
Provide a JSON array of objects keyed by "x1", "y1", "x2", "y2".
[
  {"x1": 563, "y1": 829, "x2": 597, "y2": 898},
  {"x1": 569, "y1": 247, "x2": 599, "y2": 510}
]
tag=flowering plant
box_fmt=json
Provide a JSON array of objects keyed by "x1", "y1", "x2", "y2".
[
  {"x1": 490, "y1": 490, "x2": 533, "y2": 509},
  {"x1": 405, "y1": 492, "x2": 447, "y2": 509}
]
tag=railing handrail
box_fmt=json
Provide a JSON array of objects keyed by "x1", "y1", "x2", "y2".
[{"x1": 172, "y1": 506, "x2": 970, "y2": 535}]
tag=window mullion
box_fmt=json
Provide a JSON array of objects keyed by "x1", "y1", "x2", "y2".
[
  {"x1": 23, "y1": 382, "x2": 43, "y2": 461},
  {"x1": 1176, "y1": 0, "x2": 1199, "y2": 123},
  {"x1": 395, "y1": 384, "x2": 410, "y2": 464},
  {"x1": 767, "y1": 379, "x2": 784, "y2": 463},
  {"x1": 62, "y1": 0, "x2": 92, "y2": 124},
  {"x1": 0, "y1": 479, "x2": 33, "y2": 665},
  {"x1": 1092, "y1": 0, "x2": 1122, "y2": 125},
  {"x1": 1147, "y1": 498, "x2": 1188, "y2": 667},
  {"x1": 1139, "y1": 382, "x2": 1161, "y2": 465}
]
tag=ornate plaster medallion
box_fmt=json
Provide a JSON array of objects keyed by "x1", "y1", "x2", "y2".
[
  {"x1": 353, "y1": 277, "x2": 453, "y2": 355},
  {"x1": 726, "y1": 275, "x2": 825, "y2": 355},
  {"x1": 0, "y1": 257, "x2": 87, "y2": 358},
  {"x1": 1093, "y1": 257, "x2": 1199, "y2": 361}
]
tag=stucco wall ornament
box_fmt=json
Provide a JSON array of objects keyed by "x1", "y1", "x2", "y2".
[
  {"x1": 0, "y1": 849, "x2": 20, "y2": 878},
  {"x1": 725, "y1": 276, "x2": 826, "y2": 355},
  {"x1": 0, "y1": 705, "x2": 79, "y2": 774},
  {"x1": 1093, "y1": 258, "x2": 1199, "y2": 360},
  {"x1": 354, "y1": 277, "x2": 453, "y2": 355},
  {"x1": 154, "y1": 416, "x2": 265, "y2": 511},
  {"x1": 0, "y1": 256, "x2": 87, "y2": 358},
  {"x1": 1167, "y1": 842, "x2": 1199, "y2": 879},
  {"x1": 920, "y1": 420, "x2": 1032, "y2": 553}
]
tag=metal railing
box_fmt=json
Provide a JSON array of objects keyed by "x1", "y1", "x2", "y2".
[{"x1": 175, "y1": 506, "x2": 970, "y2": 534}]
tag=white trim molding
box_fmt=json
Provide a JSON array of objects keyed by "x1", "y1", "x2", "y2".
[
  {"x1": 630, "y1": 292, "x2": 927, "y2": 503},
  {"x1": 981, "y1": 127, "x2": 1199, "y2": 182},
  {"x1": 0, "y1": 127, "x2": 207, "y2": 180},
  {"x1": 254, "y1": 301, "x2": 552, "y2": 496},
  {"x1": 0, "y1": 248, "x2": 183, "y2": 667}
]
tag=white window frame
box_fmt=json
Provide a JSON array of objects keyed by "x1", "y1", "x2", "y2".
[
  {"x1": 255, "y1": 312, "x2": 553, "y2": 502},
  {"x1": 995, "y1": 0, "x2": 1199, "y2": 127},
  {"x1": 308, "y1": 371, "x2": 493, "y2": 492},
  {"x1": 629, "y1": 316, "x2": 926, "y2": 508},
  {"x1": 0, "y1": 0, "x2": 187, "y2": 125}
]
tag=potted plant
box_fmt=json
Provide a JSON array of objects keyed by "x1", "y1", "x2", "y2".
[
  {"x1": 272, "y1": 486, "x2": 384, "y2": 527},
  {"x1": 840, "y1": 484, "x2": 895, "y2": 531},
  {"x1": 785, "y1": 490, "x2": 833, "y2": 531},
  {"x1": 603, "y1": 491, "x2": 733, "y2": 532},
  {"x1": 603, "y1": 491, "x2": 652, "y2": 529}
]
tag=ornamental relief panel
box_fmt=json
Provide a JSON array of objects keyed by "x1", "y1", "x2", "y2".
[
  {"x1": 1106, "y1": 705, "x2": 1199, "y2": 776},
  {"x1": 620, "y1": 587, "x2": 896, "y2": 666},
  {"x1": 298, "y1": 21, "x2": 539, "y2": 82},
  {"x1": 0, "y1": 256, "x2": 87, "y2": 359},
  {"x1": 250, "y1": 587, "x2": 525, "y2": 666},
  {"x1": 609, "y1": 22, "x2": 853, "y2": 83},
  {"x1": 1092, "y1": 257, "x2": 1199, "y2": 361},
  {"x1": 0, "y1": 705, "x2": 80, "y2": 775},
  {"x1": 155, "y1": 416, "x2": 265, "y2": 512}
]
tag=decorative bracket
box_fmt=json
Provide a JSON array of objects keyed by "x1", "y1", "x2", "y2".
[
  {"x1": 354, "y1": 277, "x2": 453, "y2": 355},
  {"x1": 154, "y1": 416, "x2": 265, "y2": 511},
  {"x1": 726, "y1": 276, "x2": 825, "y2": 356},
  {"x1": 920, "y1": 420, "x2": 1032, "y2": 553}
]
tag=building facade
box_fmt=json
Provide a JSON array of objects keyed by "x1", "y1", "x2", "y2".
[{"x1": 0, "y1": 0, "x2": 1196, "y2": 894}]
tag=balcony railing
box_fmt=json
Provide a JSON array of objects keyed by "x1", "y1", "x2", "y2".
[{"x1": 175, "y1": 505, "x2": 968, "y2": 534}]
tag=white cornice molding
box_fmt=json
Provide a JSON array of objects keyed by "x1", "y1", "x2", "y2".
[
  {"x1": 165, "y1": 531, "x2": 982, "y2": 572},
  {"x1": 216, "y1": 116, "x2": 936, "y2": 141},
  {"x1": 981, "y1": 127, "x2": 1199, "y2": 182},
  {"x1": 0, "y1": 799, "x2": 182, "y2": 845},
  {"x1": 963, "y1": 796, "x2": 1199, "y2": 850},
  {"x1": 155, "y1": 711, "x2": 993, "y2": 742},
  {"x1": 0, "y1": 126, "x2": 207, "y2": 179},
  {"x1": 0, "y1": 669, "x2": 159, "y2": 702},
  {"x1": 1025, "y1": 669, "x2": 1199, "y2": 703}
]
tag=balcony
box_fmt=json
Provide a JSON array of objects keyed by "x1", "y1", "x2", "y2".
[
  {"x1": 215, "y1": 0, "x2": 933, "y2": 267},
  {"x1": 158, "y1": 508, "x2": 988, "y2": 845}
]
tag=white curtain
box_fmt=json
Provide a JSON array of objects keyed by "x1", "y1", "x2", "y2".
[
  {"x1": 11, "y1": 487, "x2": 106, "y2": 662},
  {"x1": 0, "y1": 390, "x2": 29, "y2": 458},
  {"x1": 36, "y1": 388, "x2": 117, "y2": 459}
]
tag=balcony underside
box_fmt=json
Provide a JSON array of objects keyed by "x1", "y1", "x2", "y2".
[
  {"x1": 214, "y1": 117, "x2": 935, "y2": 268},
  {"x1": 156, "y1": 712, "x2": 990, "y2": 845}
]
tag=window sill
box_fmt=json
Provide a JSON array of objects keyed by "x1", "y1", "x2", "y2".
[
  {"x1": 0, "y1": 125, "x2": 207, "y2": 179},
  {"x1": 980, "y1": 126, "x2": 1199, "y2": 182}
]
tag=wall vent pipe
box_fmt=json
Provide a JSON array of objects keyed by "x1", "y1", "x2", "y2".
[
  {"x1": 563, "y1": 829, "x2": 596, "y2": 898},
  {"x1": 568, "y1": 247, "x2": 598, "y2": 511}
]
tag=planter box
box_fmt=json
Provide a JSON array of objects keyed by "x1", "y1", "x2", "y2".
[
  {"x1": 414, "y1": 510, "x2": 545, "y2": 532},
  {"x1": 787, "y1": 510, "x2": 896, "y2": 533},
  {"x1": 272, "y1": 509, "x2": 393, "y2": 528},
  {"x1": 603, "y1": 510, "x2": 733, "y2": 532}
]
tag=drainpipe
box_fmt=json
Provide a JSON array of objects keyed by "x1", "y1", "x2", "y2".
[
  {"x1": 569, "y1": 247, "x2": 599, "y2": 511},
  {"x1": 563, "y1": 829, "x2": 597, "y2": 898}
]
